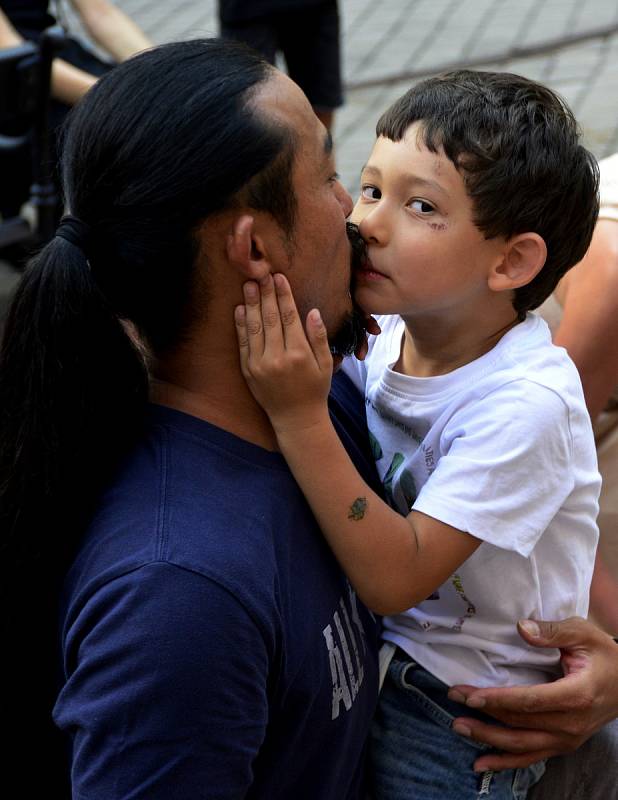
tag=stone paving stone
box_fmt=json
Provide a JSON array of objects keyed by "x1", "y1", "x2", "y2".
[
  {"x1": 336, "y1": 24, "x2": 618, "y2": 193},
  {"x1": 35, "y1": 2, "x2": 618, "y2": 192}
]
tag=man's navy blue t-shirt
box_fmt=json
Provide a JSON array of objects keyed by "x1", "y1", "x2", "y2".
[{"x1": 53, "y1": 372, "x2": 380, "y2": 799}]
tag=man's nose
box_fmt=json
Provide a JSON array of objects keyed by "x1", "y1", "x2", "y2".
[{"x1": 335, "y1": 181, "x2": 354, "y2": 217}]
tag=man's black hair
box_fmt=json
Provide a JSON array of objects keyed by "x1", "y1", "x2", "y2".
[{"x1": 0, "y1": 38, "x2": 298, "y2": 789}]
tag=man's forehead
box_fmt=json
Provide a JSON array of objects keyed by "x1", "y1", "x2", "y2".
[
  {"x1": 258, "y1": 73, "x2": 329, "y2": 151},
  {"x1": 254, "y1": 71, "x2": 313, "y2": 123}
]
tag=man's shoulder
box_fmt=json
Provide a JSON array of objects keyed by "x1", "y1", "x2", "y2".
[
  {"x1": 70, "y1": 408, "x2": 312, "y2": 598},
  {"x1": 68, "y1": 403, "x2": 364, "y2": 632}
]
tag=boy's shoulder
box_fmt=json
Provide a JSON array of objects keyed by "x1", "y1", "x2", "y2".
[
  {"x1": 369, "y1": 312, "x2": 578, "y2": 380},
  {"x1": 488, "y1": 313, "x2": 583, "y2": 401},
  {"x1": 365, "y1": 313, "x2": 587, "y2": 418}
]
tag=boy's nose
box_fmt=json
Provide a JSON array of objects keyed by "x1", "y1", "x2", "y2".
[{"x1": 358, "y1": 206, "x2": 389, "y2": 245}]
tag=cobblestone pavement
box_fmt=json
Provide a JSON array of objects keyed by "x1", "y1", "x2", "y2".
[
  {"x1": 73, "y1": 0, "x2": 618, "y2": 194},
  {"x1": 3, "y1": 1, "x2": 618, "y2": 303}
]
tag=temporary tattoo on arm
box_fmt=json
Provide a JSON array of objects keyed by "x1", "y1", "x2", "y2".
[{"x1": 348, "y1": 497, "x2": 368, "y2": 521}]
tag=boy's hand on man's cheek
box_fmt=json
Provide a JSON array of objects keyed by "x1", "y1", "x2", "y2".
[{"x1": 353, "y1": 315, "x2": 381, "y2": 363}]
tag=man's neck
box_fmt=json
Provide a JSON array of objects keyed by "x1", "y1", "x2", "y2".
[{"x1": 149, "y1": 338, "x2": 279, "y2": 452}]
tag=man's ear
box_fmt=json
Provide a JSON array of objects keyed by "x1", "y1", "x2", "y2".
[
  {"x1": 488, "y1": 233, "x2": 547, "y2": 292},
  {"x1": 226, "y1": 214, "x2": 273, "y2": 282}
]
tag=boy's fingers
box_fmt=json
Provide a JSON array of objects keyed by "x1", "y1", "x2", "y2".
[
  {"x1": 364, "y1": 315, "x2": 382, "y2": 336},
  {"x1": 259, "y1": 274, "x2": 284, "y2": 349},
  {"x1": 273, "y1": 273, "x2": 309, "y2": 347},
  {"x1": 234, "y1": 304, "x2": 250, "y2": 374},
  {"x1": 243, "y1": 281, "x2": 265, "y2": 356},
  {"x1": 307, "y1": 309, "x2": 333, "y2": 373}
]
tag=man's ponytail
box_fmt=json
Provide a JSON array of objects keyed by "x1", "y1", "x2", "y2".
[
  {"x1": 0, "y1": 234, "x2": 147, "y2": 571},
  {"x1": 0, "y1": 235, "x2": 148, "y2": 789}
]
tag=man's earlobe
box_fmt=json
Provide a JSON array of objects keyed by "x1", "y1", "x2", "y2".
[
  {"x1": 489, "y1": 233, "x2": 547, "y2": 292},
  {"x1": 226, "y1": 214, "x2": 272, "y2": 281}
]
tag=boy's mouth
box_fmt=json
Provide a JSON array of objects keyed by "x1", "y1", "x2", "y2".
[{"x1": 355, "y1": 257, "x2": 388, "y2": 280}]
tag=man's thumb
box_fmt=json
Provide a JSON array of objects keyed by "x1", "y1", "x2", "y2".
[{"x1": 517, "y1": 616, "x2": 590, "y2": 648}]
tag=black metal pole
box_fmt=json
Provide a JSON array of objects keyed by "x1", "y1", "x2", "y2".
[{"x1": 30, "y1": 25, "x2": 66, "y2": 245}]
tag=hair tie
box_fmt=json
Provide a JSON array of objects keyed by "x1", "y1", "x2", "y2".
[{"x1": 55, "y1": 215, "x2": 92, "y2": 253}]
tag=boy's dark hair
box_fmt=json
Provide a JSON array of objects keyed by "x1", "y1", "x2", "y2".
[{"x1": 377, "y1": 70, "x2": 600, "y2": 318}]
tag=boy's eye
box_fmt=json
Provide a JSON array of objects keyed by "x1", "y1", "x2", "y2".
[
  {"x1": 361, "y1": 185, "x2": 381, "y2": 200},
  {"x1": 409, "y1": 199, "x2": 435, "y2": 213}
]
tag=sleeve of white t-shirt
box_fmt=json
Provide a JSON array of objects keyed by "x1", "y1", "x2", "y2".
[{"x1": 412, "y1": 378, "x2": 575, "y2": 557}]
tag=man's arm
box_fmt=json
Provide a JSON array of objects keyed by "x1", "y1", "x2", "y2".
[
  {"x1": 70, "y1": 0, "x2": 152, "y2": 62},
  {"x1": 448, "y1": 617, "x2": 618, "y2": 771},
  {"x1": 55, "y1": 562, "x2": 270, "y2": 797}
]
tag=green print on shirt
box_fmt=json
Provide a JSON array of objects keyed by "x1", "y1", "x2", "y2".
[
  {"x1": 369, "y1": 431, "x2": 383, "y2": 461},
  {"x1": 399, "y1": 468, "x2": 417, "y2": 511},
  {"x1": 383, "y1": 452, "x2": 404, "y2": 507},
  {"x1": 380, "y1": 452, "x2": 417, "y2": 512}
]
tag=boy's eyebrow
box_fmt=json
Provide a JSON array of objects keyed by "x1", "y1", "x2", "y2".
[{"x1": 360, "y1": 164, "x2": 449, "y2": 198}]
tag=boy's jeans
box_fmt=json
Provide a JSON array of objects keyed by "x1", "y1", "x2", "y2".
[{"x1": 370, "y1": 649, "x2": 546, "y2": 800}]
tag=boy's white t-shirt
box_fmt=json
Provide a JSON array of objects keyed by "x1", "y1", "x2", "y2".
[{"x1": 344, "y1": 313, "x2": 600, "y2": 687}]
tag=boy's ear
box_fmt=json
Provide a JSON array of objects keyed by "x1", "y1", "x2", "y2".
[
  {"x1": 489, "y1": 233, "x2": 547, "y2": 292},
  {"x1": 225, "y1": 214, "x2": 273, "y2": 281}
]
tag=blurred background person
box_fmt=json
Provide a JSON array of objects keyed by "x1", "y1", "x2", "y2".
[
  {"x1": 218, "y1": 0, "x2": 342, "y2": 131},
  {"x1": 538, "y1": 151, "x2": 618, "y2": 635},
  {"x1": 0, "y1": 0, "x2": 152, "y2": 258}
]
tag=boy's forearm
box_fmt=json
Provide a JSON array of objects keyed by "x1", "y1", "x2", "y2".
[{"x1": 276, "y1": 416, "x2": 429, "y2": 615}]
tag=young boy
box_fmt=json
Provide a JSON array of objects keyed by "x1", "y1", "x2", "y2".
[{"x1": 234, "y1": 71, "x2": 601, "y2": 799}]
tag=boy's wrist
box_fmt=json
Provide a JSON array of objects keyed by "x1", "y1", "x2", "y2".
[{"x1": 272, "y1": 408, "x2": 333, "y2": 449}]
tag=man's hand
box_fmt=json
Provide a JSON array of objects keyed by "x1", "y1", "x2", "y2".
[
  {"x1": 448, "y1": 617, "x2": 618, "y2": 771},
  {"x1": 235, "y1": 273, "x2": 333, "y2": 435}
]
